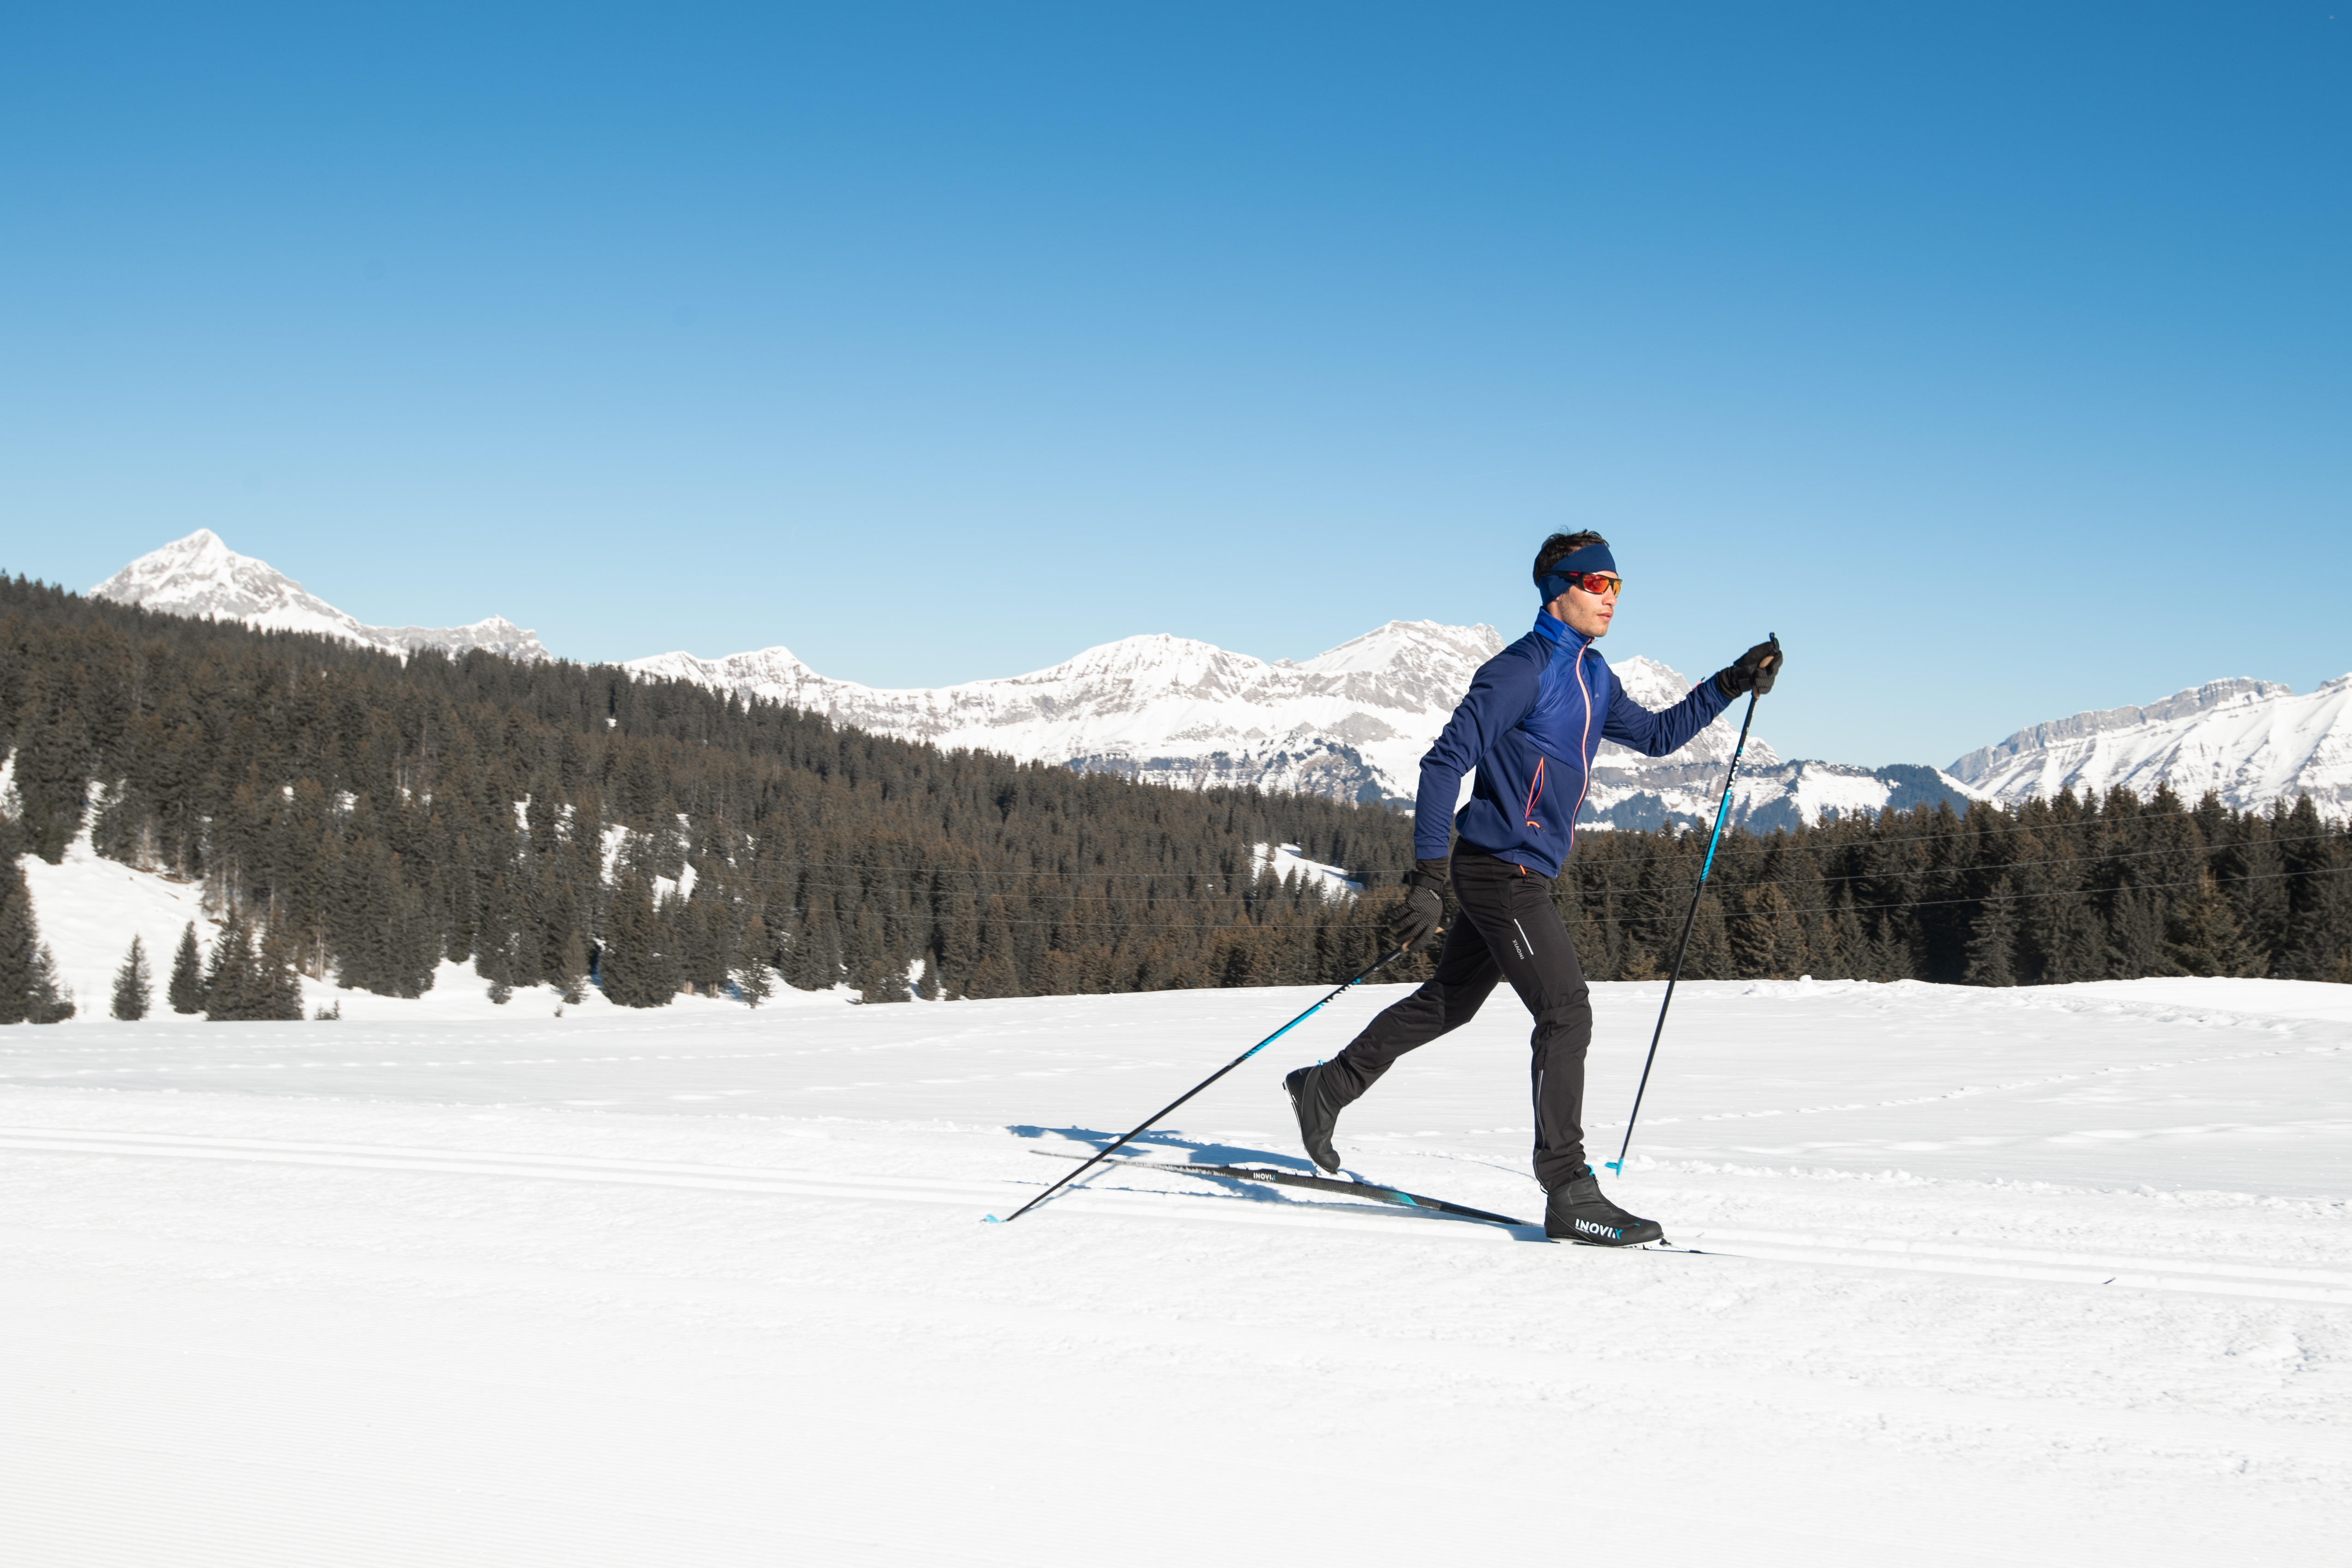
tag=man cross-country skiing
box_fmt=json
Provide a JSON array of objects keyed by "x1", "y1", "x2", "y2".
[{"x1": 1284, "y1": 531, "x2": 1782, "y2": 1245}]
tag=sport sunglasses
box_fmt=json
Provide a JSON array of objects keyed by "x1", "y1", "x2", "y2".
[{"x1": 1568, "y1": 572, "x2": 1624, "y2": 596}]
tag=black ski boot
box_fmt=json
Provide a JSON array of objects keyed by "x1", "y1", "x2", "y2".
[
  {"x1": 1544, "y1": 1166, "x2": 1663, "y2": 1246},
  {"x1": 1283, "y1": 1063, "x2": 1343, "y2": 1174}
]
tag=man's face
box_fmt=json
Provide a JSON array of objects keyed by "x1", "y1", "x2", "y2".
[{"x1": 1548, "y1": 572, "x2": 1619, "y2": 638}]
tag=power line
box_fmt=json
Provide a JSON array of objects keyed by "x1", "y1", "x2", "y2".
[
  {"x1": 628, "y1": 814, "x2": 2348, "y2": 885},
  {"x1": 1573, "y1": 862, "x2": 2352, "y2": 927},
  {"x1": 760, "y1": 863, "x2": 2352, "y2": 935},
  {"x1": 738, "y1": 825, "x2": 2347, "y2": 901}
]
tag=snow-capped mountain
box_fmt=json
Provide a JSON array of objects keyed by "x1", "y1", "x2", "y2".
[
  {"x1": 91, "y1": 531, "x2": 549, "y2": 662},
  {"x1": 85, "y1": 532, "x2": 1976, "y2": 826},
  {"x1": 631, "y1": 621, "x2": 1504, "y2": 805},
  {"x1": 1569, "y1": 655, "x2": 1979, "y2": 831},
  {"x1": 632, "y1": 631, "x2": 1975, "y2": 828},
  {"x1": 1949, "y1": 674, "x2": 2352, "y2": 817}
]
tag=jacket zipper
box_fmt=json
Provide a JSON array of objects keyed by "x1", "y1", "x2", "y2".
[{"x1": 1565, "y1": 644, "x2": 1596, "y2": 845}]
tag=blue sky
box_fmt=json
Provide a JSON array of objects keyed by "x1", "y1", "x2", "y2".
[{"x1": 3, "y1": 3, "x2": 2346, "y2": 768}]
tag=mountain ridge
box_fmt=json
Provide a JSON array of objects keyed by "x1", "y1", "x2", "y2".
[
  {"x1": 90, "y1": 530, "x2": 551, "y2": 663},
  {"x1": 77, "y1": 532, "x2": 1995, "y2": 826},
  {"x1": 1950, "y1": 672, "x2": 2352, "y2": 817}
]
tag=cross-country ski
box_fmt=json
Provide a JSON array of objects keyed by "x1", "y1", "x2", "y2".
[{"x1": 1027, "y1": 1147, "x2": 1535, "y2": 1228}]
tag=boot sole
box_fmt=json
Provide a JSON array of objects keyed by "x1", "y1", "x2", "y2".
[{"x1": 1546, "y1": 1219, "x2": 1666, "y2": 1246}]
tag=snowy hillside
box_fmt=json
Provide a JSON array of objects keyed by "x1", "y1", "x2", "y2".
[
  {"x1": 12, "y1": 823, "x2": 1361, "y2": 1022},
  {"x1": 1951, "y1": 673, "x2": 2352, "y2": 816},
  {"x1": 91, "y1": 530, "x2": 549, "y2": 662},
  {"x1": 10, "y1": 821, "x2": 860, "y2": 1023},
  {"x1": 2, "y1": 976, "x2": 2345, "y2": 1564}
]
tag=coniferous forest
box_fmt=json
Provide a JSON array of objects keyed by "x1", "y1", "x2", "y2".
[{"x1": 0, "y1": 571, "x2": 2346, "y2": 1022}]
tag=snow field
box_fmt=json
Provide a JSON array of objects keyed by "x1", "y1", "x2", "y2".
[{"x1": 0, "y1": 976, "x2": 2346, "y2": 1564}]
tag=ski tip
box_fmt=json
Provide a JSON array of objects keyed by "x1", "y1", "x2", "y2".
[{"x1": 982, "y1": 1214, "x2": 1002, "y2": 1224}]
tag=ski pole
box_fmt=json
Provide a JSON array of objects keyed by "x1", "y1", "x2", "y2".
[
  {"x1": 1606, "y1": 633, "x2": 1777, "y2": 1177},
  {"x1": 987, "y1": 944, "x2": 1407, "y2": 1224}
]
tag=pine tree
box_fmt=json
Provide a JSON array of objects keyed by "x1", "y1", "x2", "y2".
[
  {"x1": 203, "y1": 915, "x2": 256, "y2": 1021},
  {"x1": 1863, "y1": 918, "x2": 1918, "y2": 981},
  {"x1": 553, "y1": 930, "x2": 589, "y2": 1006},
  {"x1": 255, "y1": 922, "x2": 307, "y2": 1021},
  {"x1": 735, "y1": 914, "x2": 774, "y2": 1007},
  {"x1": 1677, "y1": 893, "x2": 1731, "y2": 981},
  {"x1": 0, "y1": 859, "x2": 39, "y2": 1025},
  {"x1": 782, "y1": 898, "x2": 843, "y2": 991},
  {"x1": 2221, "y1": 824, "x2": 2287, "y2": 969},
  {"x1": 848, "y1": 908, "x2": 905, "y2": 1003},
  {"x1": 474, "y1": 874, "x2": 519, "y2": 989},
  {"x1": 1823, "y1": 904, "x2": 1868, "y2": 981},
  {"x1": 12, "y1": 697, "x2": 94, "y2": 864},
  {"x1": 2280, "y1": 840, "x2": 2352, "y2": 979},
  {"x1": 168, "y1": 922, "x2": 206, "y2": 1013},
  {"x1": 965, "y1": 899, "x2": 1021, "y2": 997},
  {"x1": 532, "y1": 859, "x2": 575, "y2": 988},
  {"x1": 2167, "y1": 871, "x2": 2259, "y2": 977},
  {"x1": 936, "y1": 887, "x2": 979, "y2": 995},
  {"x1": 600, "y1": 873, "x2": 681, "y2": 1007},
  {"x1": 2106, "y1": 888, "x2": 2172, "y2": 978},
  {"x1": 2041, "y1": 894, "x2": 2106, "y2": 983},
  {"x1": 387, "y1": 873, "x2": 443, "y2": 998},
  {"x1": 0, "y1": 856, "x2": 73, "y2": 1023},
  {"x1": 110, "y1": 935, "x2": 152, "y2": 1020},
  {"x1": 1731, "y1": 885, "x2": 1804, "y2": 979},
  {"x1": 2277, "y1": 796, "x2": 2347, "y2": 977},
  {"x1": 1963, "y1": 879, "x2": 2020, "y2": 986},
  {"x1": 680, "y1": 880, "x2": 732, "y2": 995},
  {"x1": 26, "y1": 943, "x2": 75, "y2": 1023}
]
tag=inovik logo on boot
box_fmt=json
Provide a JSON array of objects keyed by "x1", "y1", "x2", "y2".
[{"x1": 1575, "y1": 1218, "x2": 1621, "y2": 1240}]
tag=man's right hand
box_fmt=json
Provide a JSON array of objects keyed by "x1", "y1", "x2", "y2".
[{"x1": 1387, "y1": 861, "x2": 1450, "y2": 952}]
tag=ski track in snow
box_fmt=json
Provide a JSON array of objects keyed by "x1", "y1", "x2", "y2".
[{"x1": 1, "y1": 976, "x2": 2347, "y2": 1565}]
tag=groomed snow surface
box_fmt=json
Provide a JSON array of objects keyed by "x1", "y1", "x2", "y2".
[{"x1": 2, "y1": 966, "x2": 2346, "y2": 1567}]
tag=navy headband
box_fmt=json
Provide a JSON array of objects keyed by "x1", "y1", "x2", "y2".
[{"x1": 1535, "y1": 543, "x2": 1617, "y2": 602}]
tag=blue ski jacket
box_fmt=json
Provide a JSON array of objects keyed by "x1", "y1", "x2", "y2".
[{"x1": 1414, "y1": 612, "x2": 1731, "y2": 878}]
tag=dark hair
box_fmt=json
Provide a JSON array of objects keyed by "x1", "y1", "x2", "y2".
[{"x1": 1535, "y1": 531, "x2": 1609, "y2": 576}]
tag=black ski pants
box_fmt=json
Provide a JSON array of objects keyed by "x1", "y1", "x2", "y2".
[{"x1": 1322, "y1": 849, "x2": 1593, "y2": 1192}]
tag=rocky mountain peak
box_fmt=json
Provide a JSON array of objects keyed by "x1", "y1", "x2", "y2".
[{"x1": 91, "y1": 531, "x2": 550, "y2": 663}]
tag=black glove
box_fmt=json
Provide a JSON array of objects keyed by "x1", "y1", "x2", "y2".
[
  {"x1": 1386, "y1": 859, "x2": 1450, "y2": 952},
  {"x1": 1715, "y1": 636, "x2": 1783, "y2": 699}
]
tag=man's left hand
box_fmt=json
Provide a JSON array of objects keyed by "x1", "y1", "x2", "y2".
[{"x1": 1715, "y1": 638, "x2": 1783, "y2": 698}]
